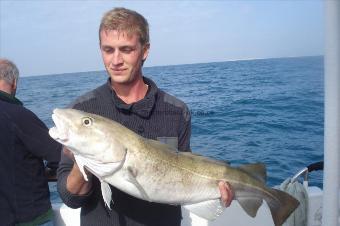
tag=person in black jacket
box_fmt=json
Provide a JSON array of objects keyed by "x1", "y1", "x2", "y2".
[
  {"x1": 0, "y1": 58, "x2": 61, "y2": 226},
  {"x1": 57, "y1": 7, "x2": 233, "y2": 226}
]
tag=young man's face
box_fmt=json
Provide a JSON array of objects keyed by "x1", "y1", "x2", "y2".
[{"x1": 100, "y1": 29, "x2": 149, "y2": 85}]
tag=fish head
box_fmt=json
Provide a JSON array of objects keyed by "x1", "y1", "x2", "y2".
[{"x1": 49, "y1": 108, "x2": 126, "y2": 163}]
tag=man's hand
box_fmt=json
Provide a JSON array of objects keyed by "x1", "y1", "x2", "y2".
[
  {"x1": 63, "y1": 147, "x2": 75, "y2": 161},
  {"x1": 219, "y1": 181, "x2": 234, "y2": 207},
  {"x1": 63, "y1": 147, "x2": 93, "y2": 195}
]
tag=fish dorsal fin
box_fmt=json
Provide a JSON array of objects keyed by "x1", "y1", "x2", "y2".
[
  {"x1": 238, "y1": 163, "x2": 267, "y2": 184},
  {"x1": 183, "y1": 199, "x2": 225, "y2": 220},
  {"x1": 237, "y1": 196, "x2": 263, "y2": 217},
  {"x1": 180, "y1": 152, "x2": 230, "y2": 166}
]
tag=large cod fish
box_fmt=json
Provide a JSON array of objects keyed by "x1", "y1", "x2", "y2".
[{"x1": 49, "y1": 108, "x2": 299, "y2": 226}]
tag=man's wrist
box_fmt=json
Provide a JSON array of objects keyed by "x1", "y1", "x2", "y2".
[{"x1": 66, "y1": 163, "x2": 93, "y2": 195}]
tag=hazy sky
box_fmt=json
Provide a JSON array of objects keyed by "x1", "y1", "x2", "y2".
[{"x1": 0, "y1": 0, "x2": 324, "y2": 77}]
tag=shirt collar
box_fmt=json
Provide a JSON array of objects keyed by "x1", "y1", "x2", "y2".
[
  {"x1": 0, "y1": 90, "x2": 23, "y2": 105},
  {"x1": 107, "y1": 77, "x2": 158, "y2": 118}
]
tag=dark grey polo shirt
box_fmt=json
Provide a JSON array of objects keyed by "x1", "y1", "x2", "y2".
[{"x1": 57, "y1": 76, "x2": 191, "y2": 226}]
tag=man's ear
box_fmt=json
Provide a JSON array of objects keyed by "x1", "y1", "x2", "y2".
[
  {"x1": 11, "y1": 79, "x2": 18, "y2": 95},
  {"x1": 142, "y1": 43, "x2": 150, "y2": 61}
]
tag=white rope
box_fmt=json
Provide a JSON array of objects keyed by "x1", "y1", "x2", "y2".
[{"x1": 278, "y1": 178, "x2": 309, "y2": 226}]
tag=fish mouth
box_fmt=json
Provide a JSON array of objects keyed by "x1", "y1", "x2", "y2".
[{"x1": 49, "y1": 110, "x2": 69, "y2": 143}]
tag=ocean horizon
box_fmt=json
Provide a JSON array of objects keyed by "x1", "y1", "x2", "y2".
[
  {"x1": 21, "y1": 55, "x2": 323, "y2": 78},
  {"x1": 17, "y1": 55, "x2": 324, "y2": 195}
]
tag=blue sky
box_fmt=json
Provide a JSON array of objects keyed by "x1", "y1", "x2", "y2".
[{"x1": 0, "y1": 0, "x2": 324, "y2": 77}]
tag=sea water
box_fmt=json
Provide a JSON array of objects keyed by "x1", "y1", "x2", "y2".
[{"x1": 17, "y1": 56, "x2": 324, "y2": 202}]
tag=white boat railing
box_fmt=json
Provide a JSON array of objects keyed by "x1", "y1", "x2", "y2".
[{"x1": 322, "y1": 1, "x2": 340, "y2": 226}]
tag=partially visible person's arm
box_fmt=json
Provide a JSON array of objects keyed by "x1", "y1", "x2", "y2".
[
  {"x1": 11, "y1": 107, "x2": 61, "y2": 162},
  {"x1": 10, "y1": 106, "x2": 61, "y2": 182},
  {"x1": 178, "y1": 105, "x2": 192, "y2": 152}
]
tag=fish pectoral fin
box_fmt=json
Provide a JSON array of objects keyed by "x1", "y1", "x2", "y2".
[
  {"x1": 74, "y1": 155, "x2": 89, "y2": 181},
  {"x1": 75, "y1": 154, "x2": 124, "y2": 178},
  {"x1": 237, "y1": 196, "x2": 263, "y2": 217},
  {"x1": 125, "y1": 167, "x2": 150, "y2": 201},
  {"x1": 183, "y1": 199, "x2": 224, "y2": 221},
  {"x1": 89, "y1": 160, "x2": 124, "y2": 178},
  {"x1": 100, "y1": 181, "x2": 112, "y2": 209}
]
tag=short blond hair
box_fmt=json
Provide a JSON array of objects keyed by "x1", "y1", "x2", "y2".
[
  {"x1": 0, "y1": 58, "x2": 19, "y2": 85},
  {"x1": 99, "y1": 7, "x2": 149, "y2": 46}
]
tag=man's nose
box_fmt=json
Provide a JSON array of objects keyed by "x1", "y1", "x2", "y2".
[{"x1": 112, "y1": 51, "x2": 123, "y2": 65}]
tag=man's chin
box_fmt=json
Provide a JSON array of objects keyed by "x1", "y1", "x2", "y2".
[{"x1": 110, "y1": 75, "x2": 131, "y2": 84}]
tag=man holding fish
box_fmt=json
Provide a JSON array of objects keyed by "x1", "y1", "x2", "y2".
[{"x1": 57, "y1": 7, "x2": 233, "y2": 226}]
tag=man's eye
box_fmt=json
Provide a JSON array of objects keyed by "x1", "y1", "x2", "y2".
[
  {"x1": 103, "y1": 48, "x2": 113, "y2": 53},
  {"x1": 121, "y1": 48, "x2": 133, "y2": 53}
]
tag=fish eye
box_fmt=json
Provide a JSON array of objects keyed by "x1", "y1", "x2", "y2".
[{"x1": 82, "y1": 117, "x2": 93, "y2": 126}]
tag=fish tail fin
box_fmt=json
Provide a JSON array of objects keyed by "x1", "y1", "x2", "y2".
[{"x1": 265, "y1": 188, "x2": 300, "y2": 226}]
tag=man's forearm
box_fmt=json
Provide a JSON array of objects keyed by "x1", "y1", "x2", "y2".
[{"x1": 66, "y1": 163, "x2": 92, "y2": 195}]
